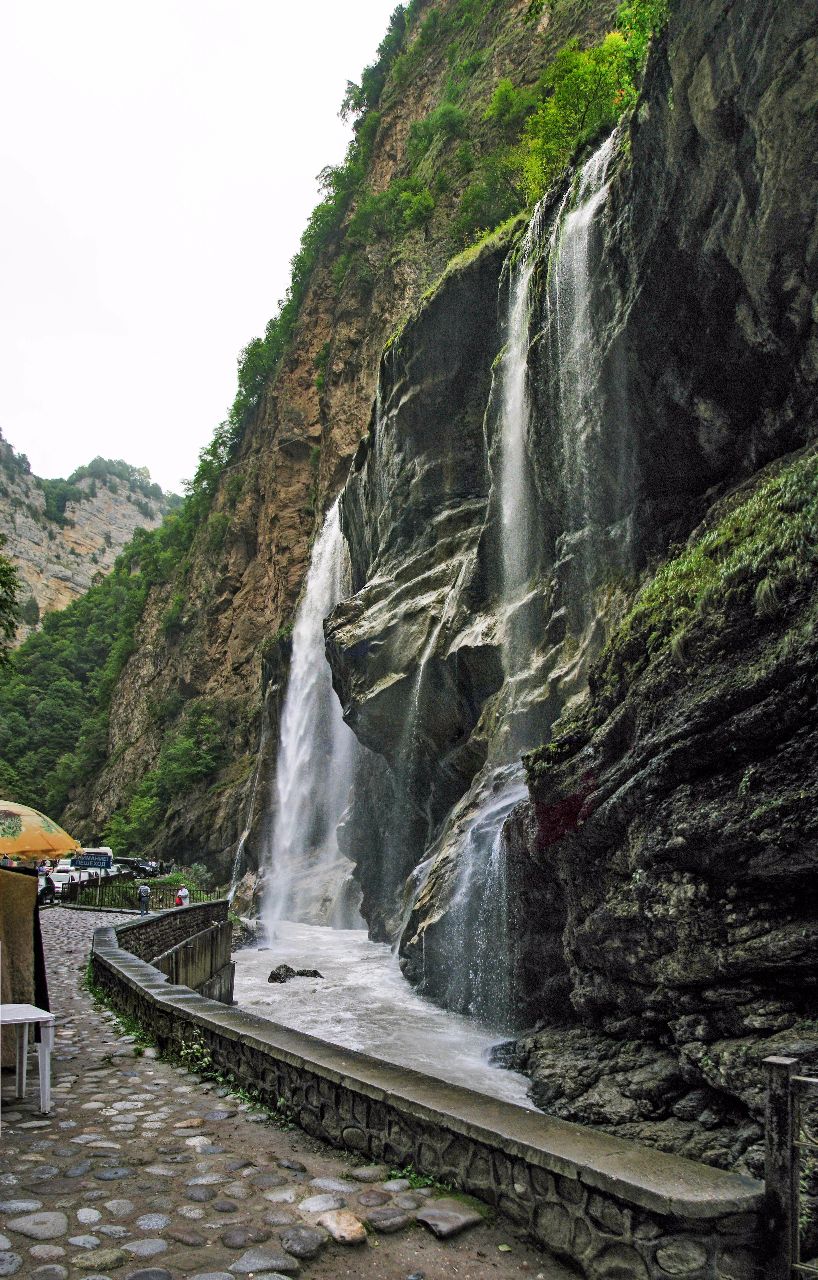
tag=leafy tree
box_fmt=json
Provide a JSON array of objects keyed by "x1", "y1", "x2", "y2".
[
  {"x1": 0, "y1": 534, "x2": 20, "y2": 664},
  {"x1": 518, "y1": 33, "x2": 632, "y2": 203}
]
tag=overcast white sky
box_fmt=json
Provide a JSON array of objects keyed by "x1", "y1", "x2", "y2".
[{"x1": 0, "y1": 0, "x2": 399, "y2": 495}]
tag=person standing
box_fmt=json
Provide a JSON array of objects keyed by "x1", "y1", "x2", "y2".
[
  {"x1": 177, "y1": 884, "x2": 190, "y2": 907},
  {"x1": 137, "y1": 882, "x2": 151, "y2": 915}
]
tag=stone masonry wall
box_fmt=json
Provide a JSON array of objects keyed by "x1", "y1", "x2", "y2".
[
  {"x1": 116, "y1": 901, "x2": 228, "y2": 962},
  {"x1": 91, "y1": 918, "x2": 775, "y2": 1279}
]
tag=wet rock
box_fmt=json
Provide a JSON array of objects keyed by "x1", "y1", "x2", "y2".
[
  {"x1": 315, "y1": 1210, "x2": 367, "y2": 1245},
  {"x1": 267, "y1": 965, "x2": 324, "y2": 984},
  {"x1": 416, "y1": 1198, "x2": 484, "y2": 1238},
  {"x1": 279, "y1": 1226, "x2": 326, "y2": 1259},
  {"x1": 211, "y1": 1200, "x2": 239, "y2": 1213}
]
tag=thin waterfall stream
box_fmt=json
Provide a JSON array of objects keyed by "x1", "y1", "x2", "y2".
[{"x1": 432, "y1": 134, "x2": 621, "y2": 1028}]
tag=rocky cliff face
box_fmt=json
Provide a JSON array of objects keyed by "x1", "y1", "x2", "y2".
[
  {"x1": 65, "y1": 0, "x2": 616, "y2": 870},
  {"x1": 0, "y1": 434, "x2": 175, "y2": 645},
  {"x1": 323, "y1": 0, "x2": 818, "y2": 1169}
]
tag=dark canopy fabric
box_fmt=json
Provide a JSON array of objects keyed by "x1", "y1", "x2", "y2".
[{"x1": 0, "y1": 866, "x2": 49, "y2": 1064}]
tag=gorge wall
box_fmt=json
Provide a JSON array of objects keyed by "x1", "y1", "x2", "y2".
[
  {"x1": 61, "y1": 0, "x2": 618, "y2": 866},
  {"x1": 324, "y1": 0, "x2": 818, "y2": 1172},
  {"x1": 52, "y1": 0, "x2": 818, "y2": 1179}
]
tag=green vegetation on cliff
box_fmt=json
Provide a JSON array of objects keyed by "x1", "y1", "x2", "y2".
[
  {"x1": 526, "y1": 448, "x2": 818, "y2": 789},
  {"x1": 0, "y1": 534, "x2": 20, "y2": 667}
]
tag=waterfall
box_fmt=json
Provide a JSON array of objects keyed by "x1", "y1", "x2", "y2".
[
  {"x1": 546, "y1": 132, "x2": 628, "y2": 611},
  {"x1": 263, "y1": 500, "x2": 362, "y2": 936},
  {"x1": 435, "y1": 134, "x2": 621, "y2": 1027}
]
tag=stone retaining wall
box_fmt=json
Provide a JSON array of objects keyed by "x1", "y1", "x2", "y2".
[
  {"x1": 116, "y1": 901, "x2": 228, "y2": 961},
  {"x1": 91, "y1": 919, "x2": 775, "y2": 1279}
]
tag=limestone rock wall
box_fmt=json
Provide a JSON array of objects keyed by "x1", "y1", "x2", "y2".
[{"x1": 0, "y1": 436, "x2": 174, "y2": 645}]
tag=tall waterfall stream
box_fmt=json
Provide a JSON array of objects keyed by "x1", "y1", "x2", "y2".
[{"x1": 239, "y1": 135, "x2": 619, "y2": 1095}]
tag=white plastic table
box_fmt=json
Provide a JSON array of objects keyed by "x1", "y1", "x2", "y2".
[{"x1": 1, "y1": 1003, "x2": 55, "y2": 1113}]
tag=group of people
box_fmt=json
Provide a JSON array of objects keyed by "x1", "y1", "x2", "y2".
[{"x1": 137, "y1": 882, "x2": 189, "y2": 915}]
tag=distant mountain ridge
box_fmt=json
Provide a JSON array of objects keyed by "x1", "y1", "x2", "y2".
[{"x1": 0, "y1": 429, "x2": 180, "y2": 644}]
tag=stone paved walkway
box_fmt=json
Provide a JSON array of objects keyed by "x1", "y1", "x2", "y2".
[{"x1": 0, "y1": 908, "x2": 575, "y2": 1280}]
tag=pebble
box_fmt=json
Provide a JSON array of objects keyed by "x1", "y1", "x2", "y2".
[
  {"x1": 381, "y1": 1177, "x2": 412, "y2": 1191},
  {"x1": 77, "y1": 1208, "x2": 102, "y2": 1225},
  {"x1": 68, "y1": 1234, "x2": 102, "y2": 1248},
  {"x1": 136, "y1": 1214, "x2": 170, "y2": 1231},
  {"x1": 262, "y1": 1188, "x2": 297, "y2": 1205},
  {"x1": 416, "y1": 1197, "x2": 484, "y2": 1238},
  {"x1": 124, "y1": 1271, "x2": 175, "y2": 1280},
  {"x1": 5, "y1": 1210, "x2": 68, "y2": 1240},
  {"x1": 366, "y1": 1206, "x2": 416, "y2": 1233},
  {"x1": 186, "y1": 1186, "x2": 216, "y2": 1202},
  {"x1": 315, "y1": 1209, "x2": 367, "y2": 1244},
  {"x1": 72, "y1": 1248, "x2": 128, "y2": 1269},
  {"x1": 299, "y1": 1193, "x2": 344, "y2": 1214},
  {"x1": 29, "y1": 1245, "x2": 66, "y2": 1260},
  {"x1": 279, "y1": 1225, "x2": 326, "y2": 1259},
  {"x1": 123, "y1": 1238, "x2": 168, "y2": 1258},
  {"x1": 0, "y1": 1256, "x2": 22, "y2": 1277},
  {"x1": 0, "y1": 1241, "x2": 6, "y2": 1253},
  {"x1": 30, "y1": 1266, "x2": 69, "y2": 1280},
  {"x1": 167, "y1": 1226, "x2": 207, "y2": 1247},
  {"x1": 227, "y1": 1247, "x2": 301, "y2": 1274},
  {"x1": 220, "y1": 1226, "x2": 271, "y2": 1249},
  {"x1": 104, "y1": 1199, "x2": 134, "y2": 1217},
  {"x1": 350, "y1": 1163, "x2": 389, "y2": 1181},
  {"x1": 357, "y1": 1189, "x2": 391, "y2": 1206},
  {"x1": 0, "y1": 1200, "x2": 42, "y2": 1214}
]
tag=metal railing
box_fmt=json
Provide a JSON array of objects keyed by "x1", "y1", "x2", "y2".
[
  {"x1": 61, "y1": 877, "x2": 220, "y2": 912},
  {"x1": 765, "y1": 1056, "x2": 818, "y2": 1278}
]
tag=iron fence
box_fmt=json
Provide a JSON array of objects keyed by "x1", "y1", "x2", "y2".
[{"x1": 62, "y1": 877, "x2": 220, "y2": 912}]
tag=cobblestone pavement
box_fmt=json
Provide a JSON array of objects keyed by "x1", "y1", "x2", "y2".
[{"x1": 0, "y1": 908, "x2": 575, "y2": 1280}]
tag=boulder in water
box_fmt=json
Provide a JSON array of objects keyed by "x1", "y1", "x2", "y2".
[{"x1": 267, "y1": 964, "x2": 324, "y2": 984}]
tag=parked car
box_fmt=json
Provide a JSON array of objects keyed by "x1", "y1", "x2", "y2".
[
  {"x1": 51, "y1": 870, "x2": 79, "y2": 898},
  {"x1": 37, "y1": 873, "x2": 56, "y2": 905},
  {"x1": 133, "y1": 859, "x2": 159, "y2": 876}
]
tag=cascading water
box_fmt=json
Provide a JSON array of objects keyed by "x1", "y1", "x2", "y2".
[
  {"x1": 263, "y1": 500, "x2": 362, "y2": 936},
  {"x1": 546, "y1": 131, "x2": 631, "y2": 614},
  {"x1": 434, "y1": 135, "x2": 622, "y2": 1028}
]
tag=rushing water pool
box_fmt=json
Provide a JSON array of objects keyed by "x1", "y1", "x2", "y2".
[{"x1": 232, "y1": 921, "x2": 536, "y2": 1109}]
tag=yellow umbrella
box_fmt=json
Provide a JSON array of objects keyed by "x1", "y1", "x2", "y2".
[{"x1": 0, "y1": 801, "x2": 80, "y2": 858}]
